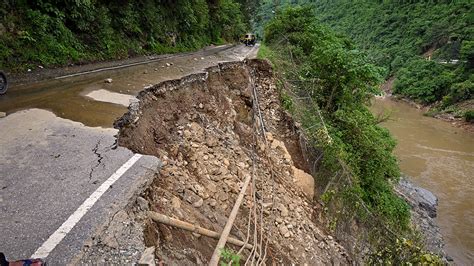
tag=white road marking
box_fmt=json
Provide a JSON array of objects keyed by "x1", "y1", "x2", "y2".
[{"x1": 31, "y1": 153, "x2": 143, "y2": 259}]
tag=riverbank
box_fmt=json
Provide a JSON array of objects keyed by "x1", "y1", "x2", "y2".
[
  {"x1": 389, "y1": 96, "x2": 474, "y2": 133},
  {"x1": 371, "y1": 97, "x2": 474, "y2": 264},
  {"x1": 380, "y1": 79, "x2": 474, "y2": 133},
  {"x1": 395, "y1": 178, "x2": 449, "y2": 262}
]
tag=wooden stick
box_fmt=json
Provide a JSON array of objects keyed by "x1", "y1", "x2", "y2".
[
  {"x1": 208, "y1": 171, "x2": 254, "y2": 266},
  {"x1": 148, "y1": 211, "x2": 252, "y2": 250}
]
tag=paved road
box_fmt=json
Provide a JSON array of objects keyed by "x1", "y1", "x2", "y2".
[{"x1": 0, "y1": 44, "x2": 259, "y2": 263}]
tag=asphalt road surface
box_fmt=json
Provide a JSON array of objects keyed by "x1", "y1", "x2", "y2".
[{"x1": 0, "y1": 44, "x2": 259, "y2": 264}]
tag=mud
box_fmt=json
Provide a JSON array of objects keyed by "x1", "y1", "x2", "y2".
[
  {"x1": 112, "y1": 59, "x2": 349, "y2": 264},
  {"x1": 0, "y1": 44, "x2": 254, "y2": 128}
]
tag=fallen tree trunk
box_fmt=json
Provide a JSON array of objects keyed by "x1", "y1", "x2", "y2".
[{"x1": 148, "y1": 211, "x2": 253, "y2": 250}]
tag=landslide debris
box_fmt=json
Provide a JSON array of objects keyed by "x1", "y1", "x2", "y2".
[{"x1": 114, "y1": 59, "x2": 350, "y2": 264}]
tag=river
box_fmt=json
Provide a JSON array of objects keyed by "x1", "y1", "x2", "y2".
[{"x1": 371, "y1": 98, "x2": 474, "y2": 264}]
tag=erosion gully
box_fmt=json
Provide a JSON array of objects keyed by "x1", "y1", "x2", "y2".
[{"x1": 372, "y1": 98, "x2": 473, "y2": 265}]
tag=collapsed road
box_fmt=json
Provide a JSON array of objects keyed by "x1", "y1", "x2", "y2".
[
  {"x1": 0, "y1": 44, "x2": 259, "y2": 264},
  {"x1": 81, "y1": 60, "x2": 349, "y2": 264}
]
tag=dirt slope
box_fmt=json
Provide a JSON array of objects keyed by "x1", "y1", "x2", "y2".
[{"x1": 85, "y1": 59, "x2": 350, "y2": 264}]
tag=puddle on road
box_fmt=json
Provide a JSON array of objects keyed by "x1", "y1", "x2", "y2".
[
  {"x1": 0, "y1": 45, "x2": 257, "y2": 128},
  {"x1": 84, "y1": 89, "x2": 135, "y2": 107}
]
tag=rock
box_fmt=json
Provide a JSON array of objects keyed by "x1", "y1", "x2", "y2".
[
  {"x1": 166, "y1": 63, "x2": 171, "y2": 67},
  {"x1": 217, "y1": 190, "x2": 229, "y2": 201},
  {"x1": 209, "y1": 199, "x2": 217, "y2": 207},
  {"x1": 265, "y1": 132, "x2": 274, "y2": 142},
  {"x1": 276, "y1": 202, "x2": 289, "y2": 217},
  {"x1": 223, "y1": 158, "x2": 230, "y2": 166},
  {"x1": 198, "y1": 103, "x2": 204, "y2": 109},
  {"x1": 136, "y1": 196, "x2": 149, "y2": 211},
  {"x1": 279, "y1": 225, "x2": 290, "y2": 237},
  {"x1": 193, "y1": 197, "x2": 204, "y2": 208},
  {"x1": 398, "y1": 179, "x2": 437, "y2": 218},
  {"x1": 143, "y1": 70, "x2": 148, "y2": 74},
  {"x1": 237, "y1": 162, "x2": 248, "y2": 169},
  {"x1": 183, "y1": 130, "x2": 192, "y2": 139},
  {"x1": 0, "y1": 112, "x2": 6, "y2": 118},
  {"x1": 397, "y1": 178, "x2": 446, "y2": 258},
  {"x1": 171, "y1": 196, "x2": 181, "y2": 209},
  {"x1": 206, "y1": 182, "x2": 217, "y2": 193},
  {"x1": 292, "y1": 167, "x2": 315, "y2": 200},
  {"x1": 104, "y1": 78, "x2": 113, "y2": 83},
  {"x1": 138, "y1": 246, "x2": 156, "y2": 266}
]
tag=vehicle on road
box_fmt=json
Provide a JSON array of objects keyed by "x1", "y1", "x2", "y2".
[
  {"x1": 242, "y1": 33, "x2": 256, "y2": 46},
  {"x1": 0, "y1": 71, "x2": 7, "y2": 95}
]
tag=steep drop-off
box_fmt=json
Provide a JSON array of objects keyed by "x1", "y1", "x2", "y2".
[{"x1": 112, "y1": 59, "x2": 349, "y2": 264}]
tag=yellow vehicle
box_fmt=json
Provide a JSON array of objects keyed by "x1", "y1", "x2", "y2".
[{"x1": 242, "y1": 33, "x2": 256, "y2": 46}]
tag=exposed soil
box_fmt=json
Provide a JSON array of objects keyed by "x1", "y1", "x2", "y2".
[{"x1": 112, "y1": 59, "x2": 350, "y2": 264}]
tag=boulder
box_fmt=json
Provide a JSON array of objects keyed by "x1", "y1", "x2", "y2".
[
  {"x1": 398, "y1": 179, "x2": 437, "y2": 218},
  {"x1": 396, "y1": 178, "x2": 446, "y2": 259},
  {"x1": 292, "y1": 166, "x2": 315, "y2": 200},
  {"x1": 138, "y1": 246, "x2": 156, "y2": 266}
]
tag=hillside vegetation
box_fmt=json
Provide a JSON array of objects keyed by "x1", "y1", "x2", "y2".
[
  {"x1": 0, "y1": 0, "x2": 250, "y2": 71},
  {"x1": 258, "y1": 6, "x2": 443, "y2": 263},
  {"x1": 256, "y1": 0, "x2": 473, "y2": 119},
  {"x1": 314, "y1": 1, "x2": 473, "y2": 118}
]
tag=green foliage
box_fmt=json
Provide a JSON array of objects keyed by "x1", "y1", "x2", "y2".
[
  {"x1": 460, "y1": 40, "x2": 474, "y2": 69},
  {"x1": 394, "y1": 59, "x2": 454, "y2": 104},
  {"x1": 256, "y1": 1, "x2": 473, "y2": 109},
  {"x1": 369, "y1": 237, "x2": 443, "y2": 265},
  {"x1": 219, "y1": 248, "x2": 241, "y2": 266},
  {"x1": 263, "y1": 5, "x2": 409, "y2": 229},
  {"x1": 280, "y1": 91, "x2": 294, "y2": 112},
  {"x1": 0, "y1": 0, "x2": 250, "y2": 70},
  {"x1": 307, "y1": 1, "x2": 473, "y2": 108},
  {"x1": 259, "y1": 5, "x2": 452, "y2": 263},
  {"x1": 465, "y1": 110, "x2": 474, "y2": 122}
]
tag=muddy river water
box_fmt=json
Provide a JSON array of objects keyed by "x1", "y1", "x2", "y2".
[{"x1": 372, "y1": 98, "x2": 473, "y2": 264}]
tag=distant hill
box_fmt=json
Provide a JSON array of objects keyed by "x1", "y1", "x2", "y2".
[
  {"x1": 256, "y1": 0, "x2": 473, "y2": 118},
  {"x1": 312, "y1": 1, "x2": 473, "y2": 116}
]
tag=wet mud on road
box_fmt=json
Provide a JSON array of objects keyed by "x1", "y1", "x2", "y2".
[
  {"x1": 0, "y1": 44, "x2": 258, "y2": 128},
  {"x1": 0, "y1": 44, "x2": 259, "y2": 263}
]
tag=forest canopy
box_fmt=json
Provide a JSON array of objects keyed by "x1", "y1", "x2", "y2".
[{"x1": 0, "y1": 0, "x2": 251, "y2": 70}]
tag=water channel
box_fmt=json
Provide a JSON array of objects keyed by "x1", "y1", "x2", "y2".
[{"x1": 372, "y1": 98, "x2": 473, "y2": 264}]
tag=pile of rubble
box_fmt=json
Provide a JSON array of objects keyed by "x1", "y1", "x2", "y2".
[{"x1": 108, "y1": 60, "x2": 350, "y2": 264}]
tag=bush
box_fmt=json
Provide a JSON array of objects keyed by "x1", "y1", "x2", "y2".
[
  {"x1": 465, "y1": 110, "x2": 474, "y2": 122},
  {"x1": 393, "y1": 59, "x2": 454, "y2": 104},
  {"x1": 0, "y1": 0, "x2": 250, "y2": 70},
  {"x1": 264, "y1": 6, "x2": 409, "y2": 229}
]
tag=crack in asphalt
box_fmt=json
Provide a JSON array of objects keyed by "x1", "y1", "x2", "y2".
[{"x1": 89, "y1": 139, "x2": 104, "y2": 182}]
